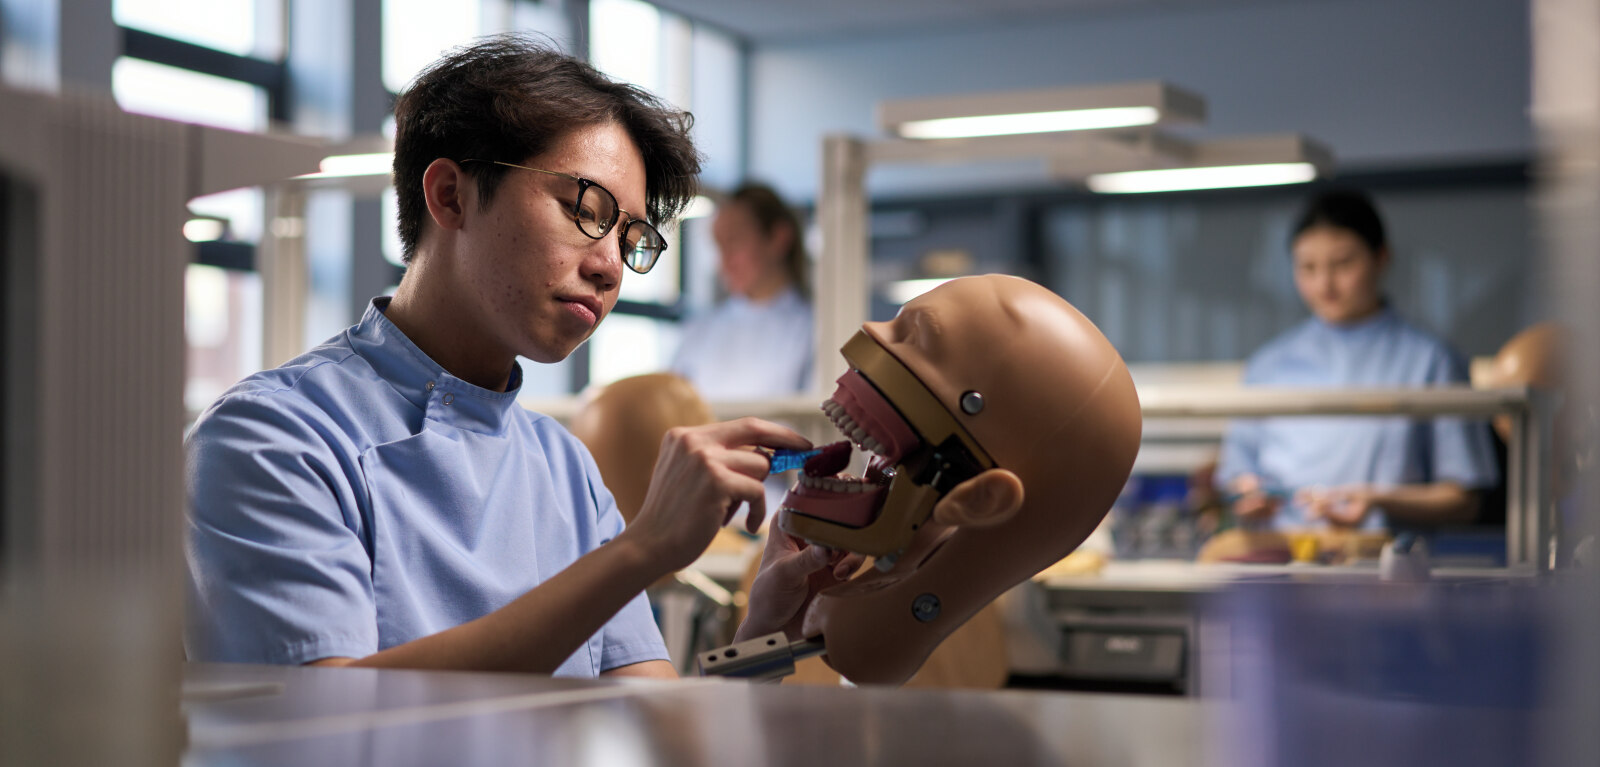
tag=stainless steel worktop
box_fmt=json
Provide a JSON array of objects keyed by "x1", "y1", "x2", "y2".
[{"x1": 183, "y1": 663, "x2": 1206, "y2": 767}]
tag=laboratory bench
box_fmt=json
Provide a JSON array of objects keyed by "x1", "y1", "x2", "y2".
[
  {"x1": 1027, "y1": 559, "x2": 1537, "y2": 696},
  {"x1": 182, "y1": 661, "x2": 1206, "y2": 767},
  {"x1": 182, "y1": 646, "x2": 1543, "y2": 767}
]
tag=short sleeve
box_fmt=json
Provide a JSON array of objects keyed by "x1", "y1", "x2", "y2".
[
  {"x1": 1215, "y1": 419, "x2": 1263, "y2": 487},
  {"x1": 574, "y1": 443, "x2": 670, "y2": 672},
  {"x1": 185, "y1": 394, "x2": 378, "y2": 665},
  {"x1": 1215, "y1": 352, "x2": 1272, "y2": 486},
  {"x1": 1421, "y1": 348, "x2": 1500, "y2": 489}
]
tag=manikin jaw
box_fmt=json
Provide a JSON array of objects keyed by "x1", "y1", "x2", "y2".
[{"x1": 777, "y1": 331, "x2": 992, "y2": 567}]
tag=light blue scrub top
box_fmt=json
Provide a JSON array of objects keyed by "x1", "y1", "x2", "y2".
[
  {"x1": 1215, "y1": 307, "x2": 1499, "y2": 531},
  {"x1": 185, "y1": 298, "x2": 668, "y2": 674},
  {"x1": 671, "y1": 287, "x2": 814, "y2": 400}
]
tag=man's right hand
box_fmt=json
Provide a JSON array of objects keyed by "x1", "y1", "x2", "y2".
[{"x1": 622, "y1": 417, "x2": 812, "y2": 573}]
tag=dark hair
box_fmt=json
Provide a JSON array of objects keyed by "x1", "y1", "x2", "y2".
[
  {"x1": 1291, "y1": 188, "x2": 1387, "y2": 254},
  {"x1": 391, "y1": 34, "x2": 702, "y2": 263},
  {"x1": 724, "y1": 181, "x2": 809, "y2": 299}
]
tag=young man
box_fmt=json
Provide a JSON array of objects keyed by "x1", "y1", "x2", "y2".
[{"x1": 185, "y1": 36, "x2": 844, "y2": 677}]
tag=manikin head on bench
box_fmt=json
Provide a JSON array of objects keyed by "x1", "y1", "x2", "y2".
[{"x1": 779, "y1": 275, "x2": 1142, "y2": 685}]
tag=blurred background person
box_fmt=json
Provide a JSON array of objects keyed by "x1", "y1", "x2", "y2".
[
  {"x1": 672, "y1": 182, "x2": 813, "y2": 400},
  {"x1": 1215, "y1": 189, "x2": 1499, "y2": 533}
]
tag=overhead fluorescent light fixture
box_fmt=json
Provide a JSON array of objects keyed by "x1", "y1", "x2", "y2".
[
  {"x1": 899, "y1": 106, "x2": 1159, "y2": 140},
  {"x1": 1086, "y1": 162, "x2": 1317, "y2": 194},
  {"x1": 296, "y1": 152, "x2": 393, "y2": 179},
  {"x1": 883, "y1": 277, "x2": 957, "y2": 305},
  {"x1": 881, "y1": 82, "x2": 1203, "y2": 140},
  {"x1": 183, "y1": 218, "x2": 226, "y2": 242}
]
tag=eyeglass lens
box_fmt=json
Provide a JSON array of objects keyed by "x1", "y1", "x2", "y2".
[{"x1": 572, "y1": 182, "x2": 665, "y2": 273}]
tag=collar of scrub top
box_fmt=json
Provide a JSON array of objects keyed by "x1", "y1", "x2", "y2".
[
  {"x1": 1310, "y1": 299, "x2": 1398, "y2": 336},
  {"x1": 350, "y1": 297, "x2": 525, "y2": 436}
]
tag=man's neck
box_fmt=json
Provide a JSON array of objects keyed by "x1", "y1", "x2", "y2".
[{"x1": 386, "y1": 260, "x2": 517, "y2": 392}]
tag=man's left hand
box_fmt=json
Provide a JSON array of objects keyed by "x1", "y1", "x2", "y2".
[{"x1": 735, "y1": 523, "x2": 863, "y2": 642}]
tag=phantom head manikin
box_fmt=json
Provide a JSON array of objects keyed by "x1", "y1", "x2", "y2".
[
  {"x1": 1478, "y1": 322, "x2": 1567, "y2": 442},
  {"x1": 570, "y1": 372, "x2": 714, "y2": 524},
  {"x1": 777, "y1": 274, "x2": 1142, "y2": 685}
]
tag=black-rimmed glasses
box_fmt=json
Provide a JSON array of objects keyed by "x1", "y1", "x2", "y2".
[{"x1": 461, "y1": 159, "x2": 667, "y2": 274}]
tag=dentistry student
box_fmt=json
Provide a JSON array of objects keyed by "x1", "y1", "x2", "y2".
[
  {"x1": 671, "y1": 182, "x2": 814, "y2": 400},
  {"x1": 1215, "y1": 189, "x2": 1499, "y2": 532},
  {"x1": 184, "y1": 36, "x2": 853, "y2": 677}
]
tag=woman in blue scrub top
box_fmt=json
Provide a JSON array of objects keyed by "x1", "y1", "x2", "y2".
[
  {"x1": 1215, "y1": 189, "x2": 1498, "y2": 531},
  {"x1": 672, "y1": 182, "x2": 814, "y2": 400}
]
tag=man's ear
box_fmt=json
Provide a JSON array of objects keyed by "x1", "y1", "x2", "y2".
[
  {"x1": 931, "y1": 468, "x2": 1024, "y2": 529},
  {"x1": 422, "y1": 158, "x2": 469, "y2": 232}
]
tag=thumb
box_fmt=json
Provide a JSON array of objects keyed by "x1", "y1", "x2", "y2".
[{"x1": 770, "y1": 545, "x2": 830, "y2": 580}]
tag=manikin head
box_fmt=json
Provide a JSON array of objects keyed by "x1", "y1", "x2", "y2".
[
  {"x1": 1291, "y1": 189, "x2": 1390, "y2": 326},
  {"x1": 1479, "y1": 322, "x2": 1568, "y2": 441},
  {"x1": 778, "y1": 275, "x2": 1141, "y2": 685},
  {"x1": 569, "y1": 373, "x2": 714, "y2": 523}
]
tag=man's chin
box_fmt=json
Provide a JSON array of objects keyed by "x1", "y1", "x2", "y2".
[{"x1": 518, "y1": 337, "x2": 582, "y2": 366}]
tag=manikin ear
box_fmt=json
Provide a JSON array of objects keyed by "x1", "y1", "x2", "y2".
[
  {"x1": 931, "y1": 468, "x2": 1024, "y2": 529},
  {"x1": 421, "y1": 158, "x2": 469, "y2": 233}
]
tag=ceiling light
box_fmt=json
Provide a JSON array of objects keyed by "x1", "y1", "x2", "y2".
[
  {"x1": 297, "y1": 152, "x2": 393, "y2": 179},
  {"x1": 880, "y1": 82, "x2": 1203, "y2": 140},
  {"x1": 899, "y1": 106, "x2": 1159, "y2": 140},
  {"x1": 1086, "y1": 162, "x2": 1317, "y2": 194},
  {"x1": 183, "y1": 218, "x2": 226, "y2": 242},
  {"x1": 883, "y1": 277, "x2": 956, "y2": 305}
]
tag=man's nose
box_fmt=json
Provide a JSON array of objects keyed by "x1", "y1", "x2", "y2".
[{"x1": 581, "y1": 237, "x2": 623, "y2": 292}]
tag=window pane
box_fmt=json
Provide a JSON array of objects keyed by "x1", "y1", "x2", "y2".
[
  {"x1": 189, "y1": 187, "x2": 264, "y2": 242},
  {"x1": 516, "y1": 355, "x2": 578, "y2": 402},
  {"x1": 114, "y1": 0, "x2": 282, "y2": 59},
  {"x1": 618, "y1": 226, "x2": 680, "y2": 304},
  {"x1": 589, "y1": 0, "x2": 660, "y2": 93},
  {"x1": 691, "y1": 25, "x2": 742, "y2": 190},
  {"x1": 587, "y1": 313, "x2": 681, "y2": 387},
  {"x1": 384, "y1": 0, "x2": 483, "y2": 92},
  {"x1": 113, "y1": 57, "x2": 267, "y2": 132},
  {"x1": 511, "y1": 0, "x2": 574, "y2": 48},
  {"x1": 381, "y1": 187, "x2": 405, "y2": 267},
  {"x1": 186, "y1": 265, "x2": 263, "y2": 413}
]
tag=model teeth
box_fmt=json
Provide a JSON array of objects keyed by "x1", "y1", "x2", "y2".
[
  {"x1": 822, "y1": 397, "x2": 882, "y2": 454},
  {"x1": 798, "y1": 474, "x2": 869, "y2": 493}
]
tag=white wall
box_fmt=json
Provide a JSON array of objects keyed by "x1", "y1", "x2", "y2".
[{"x1": 748, "y1": 0, "x2": 1531, "y2": 201}]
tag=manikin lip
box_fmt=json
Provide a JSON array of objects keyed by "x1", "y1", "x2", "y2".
[{"x1": 780, "y1": 369, "x2": 921, "y2": 528}]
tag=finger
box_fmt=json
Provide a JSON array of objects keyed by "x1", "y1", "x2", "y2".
[
  {"x1": 745, "y1": 491, "x2": 768, "y2": 534},
  {"x1": 714, "y1": 469, "x2": 767, "y2": 526},
  {"x1": 762, "y1": 521, "x2": 802, "y2": 561},
  {"x1": 701, "y1": 417, "x2": 812, "y2": 451},
  {"x1": 721, "y1": 448, "x2": 772, "y2": 480},
  {"x1": 766, "y1": 544, "x2": 832, "y2": 584},
  {"x1": 833, "y1": 552, "x2": 866, "y2": 580}
]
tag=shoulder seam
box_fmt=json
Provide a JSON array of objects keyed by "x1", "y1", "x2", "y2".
[{"x1": 227, "y1": 348, "x2": 360, "y2": 400}]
